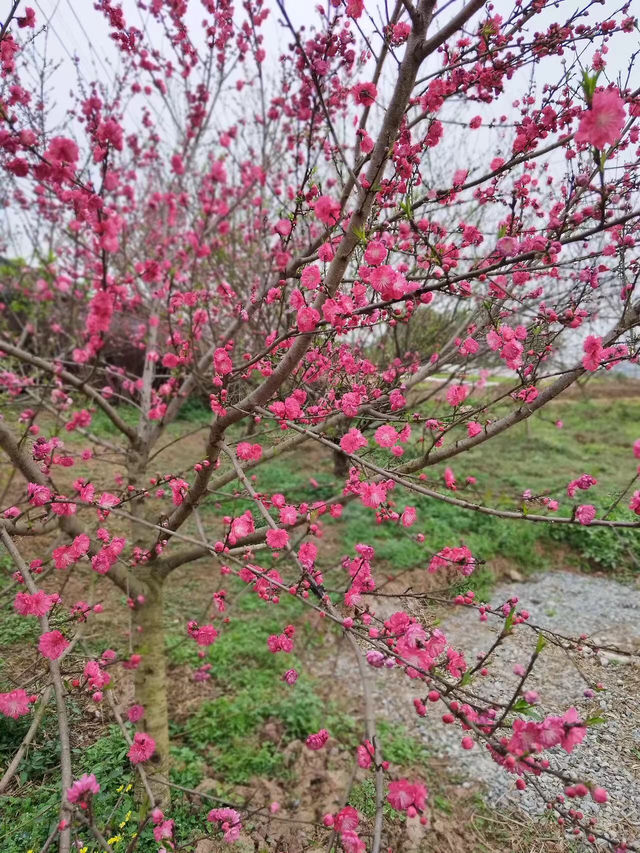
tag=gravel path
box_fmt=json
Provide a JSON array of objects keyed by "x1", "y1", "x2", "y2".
[{"x1": 362, "y1": 571, "x2": 640, "y2": 848}]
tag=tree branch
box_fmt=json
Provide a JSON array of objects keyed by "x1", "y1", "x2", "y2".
[
  {"x1": 0, "y1": 685, "x2": 53, "y2": 794},
  {"x1": 0, "y1": 528, "x2": 73, "y2": 853},
  {"x1": 0, "y1": 339, "x2": 138, "y2": 441}
]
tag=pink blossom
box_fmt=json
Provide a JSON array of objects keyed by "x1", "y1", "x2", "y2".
[
  {"x1": 38, "y1": 630, "x2": 69, "y2": 660},
  {"x1": 375, "y1": 424, "x2": 399, "y2": 447},
  {"x1": 171, "y1": 153, "x2": 185, "y2": 175},
  {"x1": 364, "y1": 240, "x2": 387, "y2": 266},
  {"x1": 300, "y1": 265, "x2": 321, "y2": 289},
  {"x1": 282, "y1": 668, "x2": 298, "y2": 685},
  {"x1": 46, "y1": 136, "x2": 79, "y2": 165},
  {"x1": 366, "y1": 649, "x2": 385, "y2": 667},
  {"x1": 169, "y1": 478, "x2": 189, "y2": 506},
  {"x1": 567, "y1": 474, "x2": 597, "y2": 498},
  {"x1": 346, "y1": 0, "x2": 364, "y2": 19},
  {"x1": 340, "y1": 391, "x2": 361, "y2": 417},
  {"x1": 313, "y1": 195, "x2": 341, "y2": 226},
  {"x1": 458, "y1": 336, "x2": 479, "y2": 356},
  {"x1": 236, "y1": 442, "x2": 262, "y2": 461},
  {"x1": 496, "y1": 236, "x2": 518, "y2": 256},
  {"x1": 575, "y1": 88, "x2": 626, "y2": 149},
  {"x1": 128, "y1": 732, "x2": 156, "y2": 764},
  {"x1": 401, "y1": 506, "x2": 417, "y2": 527},
  {"x1": 389, "y1": 389, "x2": 405, "y2": 410},
  {"x1": 268, "y1": 633, "x2": 293, "y2": 653},
  {"x1": 357, "y1": 742, "x2": 373, "y2": 769},
  {"x1": 213, "y1": 347, "x2": 233, "y2": 375},
  {"x1": 387, "y1": 779, "x2": 428, "y2": 813},
  {"x1": 582, "y1": 335, "x2": 603, "y2": 371},
  {"x1": 298, "y1": 542, "x2": 316, "y2": 565},
  {"x1": 67, "y1": 774, "x2": 100, "y2": 807},
  {"x1": 359, "y1": 481, "x2": 387, "y2": 508},
  {"x1": 192, "y1": 624, "x2": 218, "y2": 646},
  {"x1": 340, "y1": 428, "x2": 367, "y2": 454},
  {"x1": 352, "y1": 82, "x2": 377, "y2": 106},
  {"x1": 230, "y1": 511, "x2": 255, "y2": 542},
  {"x1": 444, "y1": 468, "x2": 456, "y2": 490},
  {"x1": 266, "y1": 528, "x2": 289, "y2": 549},
  {"x1": 446, "y1": 646, "x2": 467, "y2": 678},
  {"x1": 575, "y1": 504, "x2": 596, "y2": 525},
  {"x1": 280, "y1": 505, "x2": 298, "y2": 525},
  {"x1": 127, "y1": 704, "x2": 145, "y2": 723},
  {"x1": 467, "y1": 421, "x2": 482, "y2": 437},
  {"x1": 341, "y1": 830, "x2": 366, "y2": 853},
  {"x1": 207, "y1": 808, "x2": 242, "y2": 842},
  {"x1": 17, "y1": 6, "x2": 36, "y2": 27},
  {"x1": 306, "y1": 728, "x2": 330, "y2": 750},
  {"x1": 629, "y1": 490, "x2": 640, "y2": 516},
  {"x1": 452, "y1": 168, "x2": 468, "y2": 186},
  {"x1": 0, "y1": 688, "x2": 32, "y2": 719},
  {"x1": 446, "y1": 384, "x2": 470, "y2": 407},
  {"x1": 558, "y1": 706, "x2": 587, "y2": 752},
  {"x1": 275, "y1": 218, "x2": 291, "y2": 236},
  {"x1": 91, "y1": 538, "x2": 126, "y2": 575},
  {"x1": 153, "y1": 818, "x2": 175, "y2": 844},
  {"x1": 429, "y1": 545, "x2": 475, "y2": 576},
  {"x1": 14, "y1": 590, "x2": 55, "y2": 617},
  {"x1": 633, "y1": 439, "x2": 640, "y2": 459},
  {"x1": 27, "y1": 483, "x2": 52, "y2": 506},
  {"x1": 297, "y1": 305, "x2": 320, "y2": 333}
]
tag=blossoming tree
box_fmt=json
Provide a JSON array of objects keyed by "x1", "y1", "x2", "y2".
[{"x1": 1, "y1": 0, "x2": 640, "y2": 851}]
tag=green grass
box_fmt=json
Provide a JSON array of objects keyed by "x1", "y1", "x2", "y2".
[
  {"x1": 337, "y1": 395, "x2": 640, "y2": 585},
  {"x1": 349, "y1": 777, "x2": 403, "y2": 821},
  {"x1": 167, "y1": 573, "x2": 356, "y2": 788},
  {"x1": 0, "y1": 558, "x2": 39, "y2": 684},
  {"x1": 378, "y1": 720, "x2": 430, "y2": 767},
  {"x1": 339, "y1": 496, "x2": 545, "y2": 592},
  {"x1": 0, "y1": 722, "x2": 213, "y2": 853},
  {"x1": 183, "y1": 671, "x2": 356, "y2": 786}
]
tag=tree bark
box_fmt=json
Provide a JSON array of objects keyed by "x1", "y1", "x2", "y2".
[
  {"x1": 133, "y1": 577, "x2": 171, "y2": 808},
  {"x1": 333, "y1": 447, "x2": 350, "y2": 479}
]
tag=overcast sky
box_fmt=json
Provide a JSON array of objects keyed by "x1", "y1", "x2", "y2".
[{"x1": 25, "y1": 0, "x2": 636, "y2": 157}]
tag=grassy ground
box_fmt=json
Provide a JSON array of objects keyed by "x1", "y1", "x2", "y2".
[{"x1": 1, "y1": 379, "x2": 639, "y2": 851}]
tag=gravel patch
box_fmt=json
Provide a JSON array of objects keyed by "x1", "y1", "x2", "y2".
[{"x1": 361, "y1": 571, "x2": 640, "y2": 849}]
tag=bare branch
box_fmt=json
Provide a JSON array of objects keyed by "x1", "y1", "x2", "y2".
[{"x1": 0, "y1": 527, "x2": 73, "y2": 853}]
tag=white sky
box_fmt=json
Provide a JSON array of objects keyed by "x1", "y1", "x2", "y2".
[{"x1": 24, "y1": 0, "x2": 637, "y2": 160}]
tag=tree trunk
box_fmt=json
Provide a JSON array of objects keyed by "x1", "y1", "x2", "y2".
[
  {"x1": 333, "y1": 447, "x2": 350, "y2": 479},
  {"x1": 133, "y1": 577, "x2": 171, "y2": 808}
]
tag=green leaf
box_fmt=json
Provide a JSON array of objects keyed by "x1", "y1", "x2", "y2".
[
  {"x1": 511, "y1": 698, "x2": 543, "y2": 719},
  {"x1": 504, "y1": 607, "x2": 515, "y2": 634},
  {"x1": 353, "y1": 226, "x2": 368, "y2": 244},
  {"x1": 459, "y1": 670, "x2": 472, "y2": 687},
  {"x1": 535, "y1": 633, "x2": 547, "y2": 654},
  {"x1": 584, "y1": 715, "x2": 605, "y2": 726},
  {"x1": 581, "y1": 69, "x2": 601, "y2": 104}
]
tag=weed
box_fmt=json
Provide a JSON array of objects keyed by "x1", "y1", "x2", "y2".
[
  {"x1": 378, "y1": 721, "x2": 430, "y2": 767},
  {"x1": 349, "y1": 777, "x2": 402, "y2": 821}
]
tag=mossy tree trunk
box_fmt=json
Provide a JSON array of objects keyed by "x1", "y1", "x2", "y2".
[{"x1": 133, "y1": 575, "x2": 171, "y2": 808}]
